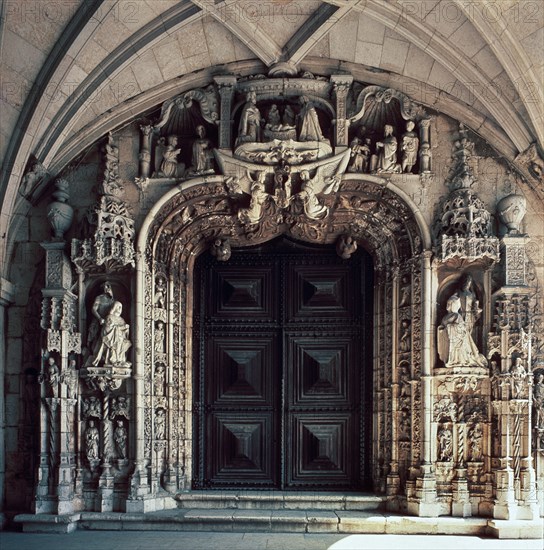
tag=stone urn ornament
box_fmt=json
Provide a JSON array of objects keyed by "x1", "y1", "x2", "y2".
[
  {"x1": 497, "y1": 193, "x2": 526, "y2": 234},
  {"x1": 46, "y1": 178, "x2": 74, "y2": 239}
]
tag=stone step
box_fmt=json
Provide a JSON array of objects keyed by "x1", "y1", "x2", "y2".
[
  {"x1": 174, "y1": 491, "x2": 385, "y2": 511},
  {"x1": 76, "y1": 509, "x2": 496, "y2": 536}
]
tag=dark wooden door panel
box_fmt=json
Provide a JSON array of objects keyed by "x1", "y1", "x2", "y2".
[
  {"x1": 206, "y1": 335, "x2": 277, "y2": 406},
  {"x1": 287, "y1": 413, "x2": 355, "y2": 487},
  {"x1": 206, "y1": 412, "x2": 277, "y2": 486},
  {"x1": 194, "y1": 239, "x2": 372, "y2": 490}
]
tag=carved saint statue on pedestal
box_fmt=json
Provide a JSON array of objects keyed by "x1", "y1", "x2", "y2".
[
  {"x1": 85, "y1": 420, "x2": 99, "y2": 462},
  {"x1": 92, "y1": 301, "x2": 131, "y2": 366},
  {"x1": 437, "y1": 292, "x2": 487, "y2": 368},
  {"x1": 190, "y1": 125, "x2": 214, "y2": 175},
  {"x1": 400, "y1": 120, "x2": 419, "y2": 173},
  {"x1": 376, "y1": 124, "x2": 401, "y2": 173},
  {"x1": 236, "y1": 91, "x2": 261, "y2": 147}
]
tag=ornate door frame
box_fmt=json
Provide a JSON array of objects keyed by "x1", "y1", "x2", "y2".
[{"x1": 134, "y1": 173, "x2": 432, "y2": 499}]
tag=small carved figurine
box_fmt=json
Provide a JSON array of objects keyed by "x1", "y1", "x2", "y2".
[
  {"x1": 533, "y1": 373, "x2": 544, "y2": 430},
  {"x1": 238, "y1": 171, "x2": 269, "y2": 225},
  {"x1": 160, "y1": 135, "x2": 181, "y2": 178},
  {"x1": 111, "y1": 395, "x2": 130, "y2": 419},
  {"x1": 61, "y1": 358, "x2": 78, "y2": 399},
  {"x1": 438, "y1": 427, "x2": 453, "y2": 461},
  {"x1": 376, "y1": 124, "x2": 401, "y2": 173},
  {"x1": 191, "y1": 125, "x2": 214, "y2": 174},
  {"x1": 399, "y1": 320, "x2": 411, "y2": 352},
  {"x1": 468, "y1": 422, "x2": 483, "y2": 461},
  {"x1": 400, "y1": 121, "x2": 419, "y2": 173},
  {"x1": 510, "y1": 357, "x2": 526, "y2": 399},
  {"x1": 348, "y1": 137, "x2": 371, "y2": 173},
  {"x1": 155, "y1": 409, "x2": 166, "y2": 440},
  {"x1": 85, "y1": 420, "x2": 100, "y2": 462},
  {"x1": 236, "y1": 91, "x2": 261, "y2": 147},
  {"x1": 154, "y1": 277, "x2": 166, "y2": 309},
  {"x1": 83, "y1": 396, "x2": 102, "y2": 419},
  {"x1": 114, "y1": 420, "x2": 128, "y2": 460},
  {"x1": 40, "y1": 356, "x2": 60, "y2": 398},
  {"x1": 297, "y1": 96, "x2": 327, "y2": 142},
  {"x1": 154, "y1": 364, "x2": 165, "y2": 397},
  {"x1": 87, "y1": 281, "x2": 115, "y2": 352},
  {"x1": 154, "y1": 321, "x2": 165, "y2": 353}
]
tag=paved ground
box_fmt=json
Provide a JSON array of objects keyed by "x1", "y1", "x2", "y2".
[{"x1": 1, "y1": 531, "x2": 543, "y2": 550}]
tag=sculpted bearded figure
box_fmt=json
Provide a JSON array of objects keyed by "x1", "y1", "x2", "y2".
[{"x1": 376, "y1": 124, "x2": 401, "y2": 173}]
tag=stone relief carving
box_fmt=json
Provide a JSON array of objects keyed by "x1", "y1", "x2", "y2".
[
  {"x1": 336, "y1": 234, "x2": 357, "y2": 259},
  {"x1": 20, "y1": 158, "x2": 48, "y2": 196},
  {"x1": 110, "y1": 396, "x2": 130, "y2": 419},
  {"x1": 376, "y1": 124, "x2": 401, "y2": 174},
  {"x1": 154, "y1": 277, "x2": 166, "y2": 309},
  {"x1": 515, "y1": 142, "x2": 544, "y2": 185},
  {"x1": 400, "y1": 121, "x2": 419, "y2": 174},
  {"x1": 155, "y1": 408, "x2": 166, "y2": 440},
  {"x1": 509, "y1": 358, "x2": 527, "y2": 399},
  {"x1": 348, "y1": 137, "x2": 371, "y2": 173},
  {"x1": 113, "y1": 420, "x2": 128, "y2": 460},
  {"x1": 468, "y1": 422, "x2": 483, "y2": 461},
  {"x1": 159, "y1": 135, "x2": 182, "y2": 178},
  {"x1": 39, "y1": 356, "x2": 60, "y2": 398},
  {"x1": 188, "y1": 125, "x2": 214, "y2": 176},
  {"x1": 297, "y1": 95, "x2": 328, "y2": 143},
  {"x1": 438, "y1": 426, "x2": 453, "y2": 461},
  {"x1": 497, "y1": 193, "x2": 527, "y2": 235},
  {"x1": 210, "y1": 238, "x2": 231, "y2": 262},
  {"x1": 399, "y1": 320, "x2": 411, "y2": 353},
  {"x1": 236, "y1": 91, "x2": 262, "y2": 147},
  {"x1": 82, "y1": 396, "x2": 102, "y2": 419}
]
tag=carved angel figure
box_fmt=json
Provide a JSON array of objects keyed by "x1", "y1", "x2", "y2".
[
  {"x1": 111, "y1": 395, "x2": 131, "y2": 419},
  {"x1": 297, "y1": 169, "x2": 340, "y2": 220},
  {"x1": 235, "y1": 171, "x2": 270, "y2": 225},
  {"x1": 437, "y1": 293, "x2": 487, "y2": 368},
  {"x1": 83, "y1": 396, "x2": 102, "y2": 419}
]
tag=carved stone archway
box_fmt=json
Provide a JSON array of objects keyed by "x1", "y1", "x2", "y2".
[{"x1": 134, "y1": 173, "x2": 431, "y2": 502}]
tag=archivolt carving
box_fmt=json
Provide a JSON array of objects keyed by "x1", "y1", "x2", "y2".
[{"x1": 141, "y1": 174, "x2": 426, "y2": 492}]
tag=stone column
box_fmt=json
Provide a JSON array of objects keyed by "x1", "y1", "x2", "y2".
[
  {"x1": 331, "y1": 75, "x2": 353, "y2": 152},
  {"x1": 138, "y1": 124, "x2": 153, "y2": 179},
  {"x1": 214, "y1": 75, "x2": 237, "y2": 150},
  {"x1": 0, "y1": 278, "x2": 15, "y2": 528},
  {"x1": 418, "y1": 118, "x2": 432, "y2": 172}
]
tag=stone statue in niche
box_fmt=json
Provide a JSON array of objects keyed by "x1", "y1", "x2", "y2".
[
  {"x1": 297, "y1": 169, "x2": 340, "y2": 220},
  {"x1": 458, "y1": 275, "x2": 481, "y2": 336},
  {"x1": 533, "y1": 373, "x2": 544, "y2": 429},
  {"x1": 111, "y1": 395, "x2": 130, "y2": 419},
  {"x1": 375, "y1": 124, "x2": 401, "y2": 173},
  {"x1": 237, "y1": 171, "x2": 269, "y2": 225},
  {"x1": 92, "y1": 301, "x2": 131, "y2": 366},
  {"x1": 210, "y1": 238, "x2": 232, "y2": 262},
  {"x1": 160, "y1": 135, "x2": 181, "y2": 178},
  {"x1": 400, "y1": 121, "x2": 419, "y2": 173},
  {"x1": 40, "y1": 356, "x2": 60, "y2": 398},
  {"x1": 236, "y1": 91, "x2": 262, "y2": 147},
  {"x1": 437, "y1": 292, "x2": 487, "y2": 368},
  {"x1": 114, "y1": 420, "x2": 127, "y2": 460},
  {"x1": 282, "y1": 105, "x2": 295, "y2": 126},
  {"x1": 399, "y1": 320, "x2": 411, "y2": 352},
  {"x1": 82, "y1": 396, "x2": 102, "y2": 419},
  {"x1": 154, "y1": 321, "x2": 165, "y2": 353},
  {"x1": 61, "y1": 358, "x2": 78, "y2": 399},
  {"x1": 510, "y1": 357, "x2": 527, "y2": 398},
  {"x1": 348, "y1": 137, "x2": 371, "y2": 173},
  {"x1": 336, "y1": 234, "x2": 358, "y2": 259},
  {"x1": 468, "y1": 422, "x2": 483, "y2": 461},
  {"x1": 399, "y1": 275, "x2": 411, "y2": 307},
  {"x1": 154, "y1": 364, "x2": 165, "y2": 397},
  {"x1": 155, "y1": 408, "x2": 166, "y2": 440},
  {"x1": 87, "y1": 281, "x2": 115, "y2": 354},
  {"x1": 297, "y1": 96, "x2": 328, "y2": 142},
  {"x1": 85, "y1": 420, "x2": 100, "y2": 462},
  {"x1": 189, "y1": 125, "x2": 214, "y2": 175},
  {"x1": 266, "y1": 104, "x2": 281, "y2": 128},
  {"x1": 154, "y1": 278, "x2": 166, "y2": 309},
  {"x1": 438, "y1": 427, "x2": 453, "y2": 461}
]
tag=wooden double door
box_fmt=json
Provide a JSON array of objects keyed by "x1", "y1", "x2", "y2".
[{"x1": 193, "y1": 238, "x2": 373, "y2": 490}]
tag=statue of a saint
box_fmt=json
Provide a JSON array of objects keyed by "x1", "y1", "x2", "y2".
[
  {"x1": 40, "y1": 356, "x2": 60, "y2": 398},
  {"x1": 160, "y1": 135, "x2": 181, "y2": 178},
  {"x1": 510, "y1": 357, "x2": 526, "y2": 398},
  {"x1": 282, "y1": 105, "x2": 295, "y2": 127},
  {"x1": 399, "y1": 320, "x2": 411, "y2": 352},
  {"x1": 92, "y1": 301, "x2": 131, "y2": 366},
  {"x1": 114, "y1": 420, "x2": 127, "y2": 459},
  {"x1": 400, "y1": 121, "x2": 419, "y2": 173},
  {"x1": 468, "y1": 423, "x2": 483, "y2": 461},
  {"x1": 155, "y1": 409, "x2": 166, "y2": 440},
  {"x1": 297, "y1": 96, "x2": 327, "y2": 142},
  {"x1": 438, "y1": 427, "x2": 453, "y2": 461},
  {"x1": 376, "y1": 124, "x2": 401, "y2": 173},
  {"x1": 191, "y1": 125, "x2": 213, "y2": 174},
  {"x1": 458, "y1": 275, "x2": 481, "y2": 336},
  {"x1": 348, "y1": 137, "x2": 371, "y2": 173},
  {"x1": 266, "y1": 104, "x2": 281, "y2": 129},
  {"x1": 85, "y1": 420, "x2": 99, "y2": 461},
  {"x1": 236, "y1": 91, "x2": 261, "y2": 147},
  {"x1": 534, "y1": 373, "x2": 544, "y2": 429},
  {"x1": 87, "y1": 282, "x2": 115, "y2": 353},
  {"x1": 437, "y1": 292, "x2": 487, "y2": 368}
]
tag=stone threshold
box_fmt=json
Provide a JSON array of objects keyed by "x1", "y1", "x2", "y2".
[
  {"x1": 174, "y1": 490, "x2": 385, "y2": 511},
  {"x1": 14, "y1": 509, "x2": 544, "y2": 539}
]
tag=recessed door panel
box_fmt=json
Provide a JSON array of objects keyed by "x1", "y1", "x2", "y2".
[{"x1": 194, "y1": 239, "x2": 372, "y2": 490}]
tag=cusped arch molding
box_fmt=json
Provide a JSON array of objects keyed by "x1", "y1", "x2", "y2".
[{"x1": 136, "y1": 174, "x2": 430, "y2": 491}]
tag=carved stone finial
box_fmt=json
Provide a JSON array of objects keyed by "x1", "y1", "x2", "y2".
[
  {"x1": 497, "y1": 193, "x2": 527, "y2": 235},
  {"x1": 47, "y1": 178, "x2": 73, "y2": 240}
]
